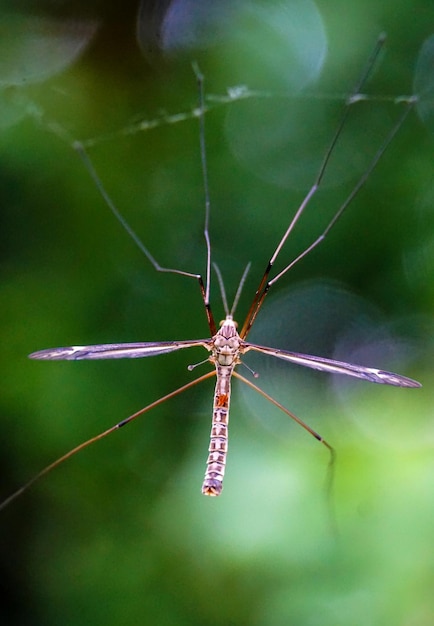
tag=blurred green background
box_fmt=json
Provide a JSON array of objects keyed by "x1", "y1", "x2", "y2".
[{"x1": 1, "y1": 1, "x2": 433, "y2": 624}]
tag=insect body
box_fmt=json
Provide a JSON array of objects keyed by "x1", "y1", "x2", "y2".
[
  {"x1": 29, "y1": 311, "x2": 420, "y2": 498},
  {"x1": 0, "y1": 36, "x2": 421, "y2": 510}
]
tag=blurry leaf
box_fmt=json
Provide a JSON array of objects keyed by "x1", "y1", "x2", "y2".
[
  {"x1": 0, "y1": 11, "x2": 98, "y2": 86},
  {"x1": 414, "y1": 34, "x2": 434, "y2": 132}
]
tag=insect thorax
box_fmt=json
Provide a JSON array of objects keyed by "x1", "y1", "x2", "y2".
[{"x1": 212, "y1": 316, "x2": 242, "y2": 367}]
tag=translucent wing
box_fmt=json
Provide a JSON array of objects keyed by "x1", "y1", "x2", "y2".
[
  {"x1": 244, "y1": 343, "x2": 421, "y2": 388},
  {"x1": 29, "y1": 339, "x2": 210, "y2": 361}
]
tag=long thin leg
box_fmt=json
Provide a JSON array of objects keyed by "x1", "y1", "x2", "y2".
[
  {"x1": 0, "y1": 370, "x2": 216, "y2": 512},
  {"x1": 267, "y1": 101, "x2": 415, "y2": 288},
  {"x1": 74, "y1": 140, "x2": 217, "y2": 336},
  {"x1": 193, "y1": 62, "x2": 213, "y2": 317},
  {"x1": 74, "y1": 142, "x2": 203, "y2": 283},
  {"x1": 233, "y1": 371, "x2": 334, "y2": 457},
  {"x1": 73, "y1": 61, "x2": 219, "y2": 336},
  {"x1": 240, "y1": 36, "x2": 415, "y2": 339},
  {"x1": 233, "y1": 371, "x2": 336, "y2": 531}
]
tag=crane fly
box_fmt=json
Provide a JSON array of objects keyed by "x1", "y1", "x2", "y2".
[{"x1": 0, "y1": 36, "x2": 421, "y2": 510}]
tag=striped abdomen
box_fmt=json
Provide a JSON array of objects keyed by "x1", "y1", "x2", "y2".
[{"x1": 201, "y1": 364, "x2": 233, "y2": 496}]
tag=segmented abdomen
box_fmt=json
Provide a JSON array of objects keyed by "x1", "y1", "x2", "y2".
[{"x1": 201, "y1": 364, "x2": 233, "y2": 496}]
